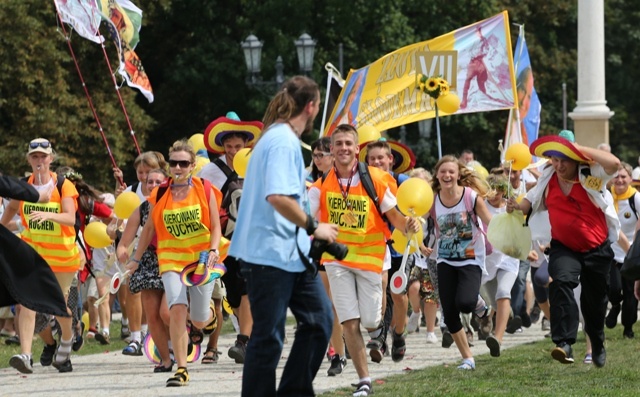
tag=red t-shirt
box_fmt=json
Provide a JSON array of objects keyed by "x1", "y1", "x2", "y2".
[{"x1": 547, "y1": 175, "x2": 607, "y2": 252}]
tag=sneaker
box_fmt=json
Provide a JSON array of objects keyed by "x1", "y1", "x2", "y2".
[
  {"x1": 9, "y1": 354, "x2": 33, "y2": 374},
  {"x1": 166, "y1": 367, "x2": 189, "y2": 387},
  {"x1": 391, "y1": 332, "x2": 406, "y2": 363},
  {"x1": 327, "y1": 354, "x2": 347, "y2": 376},
  {"x1": 352, "y1": 381, "x2": 372, "y2": 397},
  {"x1": 478, "y1": 315, "x2": 493, "y2": 341},
  {"x1": 407, "y1": 312, "x2": 420, "y2": 334},
  {"x1": 5, "y1": 335, "x2": 20, "y2": 346},
  {"x1": 228, "y1": 337, "x2": 247, "y2": 364},
  {"x1": 366, "y1": 336, "x2": 384, "y2": 363},
  {"x1": 122, "y1": 340, "x2": 143, "y2": 356},
  {"x1": 605, "y1": 304, "x2": 620, "y2": 329},
  {"x1": 551, "y1": 342, "x2": 574, "y2": 364},
  {"x1": 583, "y1": 353, "x2": 593, "y2": 364},
  {"x1": 95, "y1": 332, "x2": 110, "y2": 345},
  {"x1": 530, "y1": 304, "x2": 541, "y2": 324},
  {"x1": 486, "y1": 335, "x2": 501, "y2": 357},
  {"x1": 40, "y1": 342, "x2": 57, "y2": 366},
  {"x1": 52, "y1": 356, "x2": 73, "y2": 373},
  {"x1": 121, "y1": 323, "x2": 131, "y2": 340},
  {"x1": 505, "y1": 315, "x2": 522, "y2": 334},
  {"x1": 623, "y1": 329, "x2": 635, "y2": 339},
  {"x1": 72, "y1": 322, "x2": 84, "y2": 352},
  {"x1": 426, "y1": 332, "x2": 438, "y2": 344},
  {"x1": 457, "y1": 358, "x2": 475, "y2": 370},
  {"x1": 541, "y1": 317, "x2": 551, "y2": 331},
  {"x1": 441, "y1": 330, "x2": 454, "y2": 349},
  {"x1": 521, "y1": 310, "x2": 532, "y2": 328}
]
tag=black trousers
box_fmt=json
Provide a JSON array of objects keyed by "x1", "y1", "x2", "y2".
[
  {"x1": 607, "y1": 261, "x2": 639, "y2": 330},
  {"x1": 548, "y1": 239, "x2": 613, "y2": 348}
]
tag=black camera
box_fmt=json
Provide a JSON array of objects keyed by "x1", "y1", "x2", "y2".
[{"x1": 309, "y1": 239, "x2": 349, "y2": 261}]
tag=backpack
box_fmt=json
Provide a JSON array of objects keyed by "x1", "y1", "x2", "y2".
[
  {"x1": 429, "y1": 187, "x2": 493, "y2": 256},
  {"x1": 629, "y1": 193, "x2": 638, "y2": 220},
  {"x1": 212, "y1": 158, "x2": 243, "y2": 238}
]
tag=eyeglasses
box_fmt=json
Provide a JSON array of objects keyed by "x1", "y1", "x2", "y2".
[
  {"x1": 29, "y1": 140, "x2": 51, "y2": 149},
  {"x1": 312, "y1": 152, "x2": 332, "y2": 160},
  {"x1": 168, "y1": 159, "x2": 193, "y2": 168}
]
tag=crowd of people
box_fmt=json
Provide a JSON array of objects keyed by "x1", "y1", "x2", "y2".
[{"x1": 1, "y1": 75, "x2": 640, "y2": 397}]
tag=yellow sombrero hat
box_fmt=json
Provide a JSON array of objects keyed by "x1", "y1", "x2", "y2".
[
  {"x1": 359, "y1": 139, "x2": 417, "y2": 174},
  {"x1": 204, "y1": 112, "x2": 263, "y2": 154},
  {"x1": 530, "y1": 131, "x2": 591, "y2": 163}
]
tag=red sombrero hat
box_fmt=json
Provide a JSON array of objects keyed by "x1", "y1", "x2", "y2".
[
  {"x1": 359, "y1": 140, "x2": 417, "y2": 174},
  {"x1": 530, "y1": 135, "x2": 591, "y2": 163},
  {"x1": 203, "y1": 113, "x2": 263, "y2": 154}
]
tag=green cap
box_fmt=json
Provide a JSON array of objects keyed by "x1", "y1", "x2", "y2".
[{"x1": 558, "y1": 130, "x2": 575, "y2": 142}]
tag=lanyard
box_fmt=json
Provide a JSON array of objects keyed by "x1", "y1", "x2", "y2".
[{"x1": 335, "y1": 162, "x2": 358, "y2": 207}]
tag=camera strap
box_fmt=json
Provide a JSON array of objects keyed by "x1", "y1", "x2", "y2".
[{"x1": 295, "y1": 226, "x2": 318, "y2": 277}]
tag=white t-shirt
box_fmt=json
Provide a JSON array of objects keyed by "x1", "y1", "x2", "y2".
[
  {"x1": 612, "y1": 193, "x2": 640, "y2": 262},
  {"x1": 434, "y1": 188, "x2": 485, "y2": 269},
  {"x1": 198, "y1": 155, "x2": 229, "y2": 189}
]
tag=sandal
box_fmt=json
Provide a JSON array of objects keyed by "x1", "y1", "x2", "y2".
[
  {"x1": 122, "y1": 340, "x2": 143, "y2": 356},
  {"x1": 154, "y1": 362, "x2": 174, "y2": 373},
  {"x1": 201, "y1": 348, "x2": 220, "y2": 364},
  {"x1": 166, "y1": 367, "x2": 189, "y2": 387},
  {"x1": 188, "y1": 321, "x2": 204, "y2": 345}
]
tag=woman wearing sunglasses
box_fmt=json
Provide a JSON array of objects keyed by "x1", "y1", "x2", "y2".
[
  {"x1": 1, "y1": 138, "x2": 81, "y2": 374},
  {"x1": 121, "y1": 140, "x2": 222, "y2": 387}
]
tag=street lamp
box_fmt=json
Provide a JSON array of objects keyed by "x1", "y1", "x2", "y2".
[{"x1": 241, "y1": 33, "x2": 316, "y2": 94}]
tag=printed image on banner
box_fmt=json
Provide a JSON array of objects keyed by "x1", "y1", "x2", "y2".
[
  {"x1": 324, "y1": 11, "x2": 517, "y2": 136},
  {"x1": 505, "y1": 34, "x2": 541, "y2": 147},
  {"x1": 54, "y1": 0, "x2": 103, "y2": 44}
]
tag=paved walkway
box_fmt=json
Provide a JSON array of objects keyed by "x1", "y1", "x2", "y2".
[{"x1": 1, "y1": 321, "x2": 550, "y2": 396}]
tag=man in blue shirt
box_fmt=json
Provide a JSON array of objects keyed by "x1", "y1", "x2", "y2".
[{"x1": 229, "y1": 76, "x2": 338, "y2": 397}]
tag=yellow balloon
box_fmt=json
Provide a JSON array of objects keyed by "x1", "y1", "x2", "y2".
[
  {"x1": 193, "y1": 155, "x2": 210, "y2": 175},
  {"x1": 436, "y1": 93, "x2": 461, "y2": 114},
  {"x1": 84, "y1": 221, "x2": 112, "y2": 249},
  {"x1": 505, "y1": 143, "x2": 532, "y2": 171},
  {"x1": 233, "y1": 148, "x2": 252, "y2": 178},
  {"x1": 114, "y1": 191, "x2": 141, "y2": 219},
  {"x1": 357, "y1": 124, "x2": 381, "y2": 146},
  {"x1": 81, "y1": 311, "x2": 90, "y2": 332},
  {"x1": 391, "y1": 225, "x2": 424, "y2": 254},
  {"x1": 188, "y1": 133, "x2": 206, "y2": 153},
  {"x1": 219, "y1": 236, "x2": 230, "y2": 262},
  {"x1": 468, "y1": 161, "x2": 489, "y2": 180},
  {"x1": 396, "y1": 177, "x2": 434, "y2": 217}
]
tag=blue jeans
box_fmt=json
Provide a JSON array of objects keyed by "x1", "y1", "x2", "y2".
[
  {"x1": 510, "y1": 260, "x2": 530, "y2": 316},
  {"x1": 240, "y1": 261, "x2": 333, "y2": 397}
]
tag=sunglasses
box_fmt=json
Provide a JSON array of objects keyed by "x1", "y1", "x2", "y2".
[
  {"x1": 29, "y1": 140, "x2": 51, "y2": 149},
  {"x1": 312, "y1": 152, "x2": 332, "y2": 160},
  {"x1": 168, "y1": 159, "x2": 193, "y2": 168}
]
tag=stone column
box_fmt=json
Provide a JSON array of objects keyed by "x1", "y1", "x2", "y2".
[{"x1": 568, "y1": 0, "x2": 614, "y2": 148}]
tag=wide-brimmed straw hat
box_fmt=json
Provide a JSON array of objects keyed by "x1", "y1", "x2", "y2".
[
  {"x1": 530, "y1": 131, "x2": 591, "y2": 162},
  {"x1": 359, "y1": 139, "x2": 417, "y2": 174},
  {"x1": 203, "y1": 112, "x2": 263, "y2": 154}
]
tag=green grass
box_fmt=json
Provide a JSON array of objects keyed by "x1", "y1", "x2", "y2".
[{"x1": 323, "y1": 329, "x2": 640, "y2": 397}]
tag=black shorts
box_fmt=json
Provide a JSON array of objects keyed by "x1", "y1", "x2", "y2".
[{"x1": 221, "y1": 255, "x2": 247, "y2": 309}]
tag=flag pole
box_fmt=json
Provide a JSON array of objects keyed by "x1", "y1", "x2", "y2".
[
  {"x1": 319, "y1": 63, "x2": 343, "y2": 137},
  {"x1": 435, "y1": 103, "x2": 442, "y2": 159},
  {"x1": 97, "y1": 28, "x2": 141, "y2": 155}
]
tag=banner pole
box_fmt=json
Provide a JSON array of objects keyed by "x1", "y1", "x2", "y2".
[{"x1": 435, "y1": 103, "x2": 442, "y2": 159}]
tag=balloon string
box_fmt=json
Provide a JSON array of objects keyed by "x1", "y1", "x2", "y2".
[
  {"x1": 97, "y1": 27, "x2": 141, "y2": 156},
  {"x1": 55, "y1": 11, "x2": 124, "y2": 187}
]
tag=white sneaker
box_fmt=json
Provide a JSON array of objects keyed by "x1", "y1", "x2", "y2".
[
  {"x1": 426, "y1": 332, "x2": 438, "y2": 344},
  {"x1": 9, "y1": 354, "x2": 33, "y2": 374},
  {"x1": 407, "y1": 312, "x2": 420, "y2": 334}
]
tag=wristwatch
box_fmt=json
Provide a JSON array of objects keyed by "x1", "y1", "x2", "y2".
[{"x1": 305, "y1": 215, "x2": 318, "y2": 236}]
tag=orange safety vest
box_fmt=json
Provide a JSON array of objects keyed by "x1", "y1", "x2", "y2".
[
  {"x1": 150, "y1": 177, "x2": 214, "y2": 274},
  {"x1": 20, "y1": 173, "x2": 80, "y2": 273},
  {"x1": 315, "y1": 166, "x2": 390, "y2": 273}
]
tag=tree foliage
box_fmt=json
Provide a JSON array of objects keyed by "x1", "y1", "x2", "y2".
[{"x1": 1, "y1": 0, "x2": 637, "y2": 189}]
